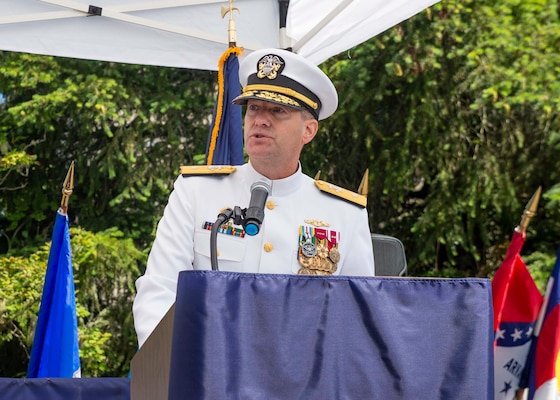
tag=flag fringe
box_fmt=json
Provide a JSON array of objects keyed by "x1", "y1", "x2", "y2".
[{"x1": 206, "y1": 47, "x2": 242, "y2": 165}]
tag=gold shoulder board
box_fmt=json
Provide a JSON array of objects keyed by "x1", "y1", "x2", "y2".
[
  {"x1": 180, "y1": 165, "x2": 237, "y2": 176},
  {"x1": 314, "y1": 179, "x2": 367, "y2": 208}
]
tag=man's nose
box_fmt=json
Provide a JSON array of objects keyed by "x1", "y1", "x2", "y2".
[{"x1": 253, "y1": 108, "x2": 272, "y2": 125}]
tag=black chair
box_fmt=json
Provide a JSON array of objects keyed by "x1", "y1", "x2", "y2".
[{"x1": 371, "y1": 234, "x2": 407, "y2": 276}]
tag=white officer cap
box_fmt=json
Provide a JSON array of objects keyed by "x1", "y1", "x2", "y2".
[{"x1": 232, "y1": 48, "x2": 338, "y2": 121}]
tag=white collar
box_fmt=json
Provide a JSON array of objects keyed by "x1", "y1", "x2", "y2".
[{"x1": 243, "y1": 161, "x2": 304, "y2": 196}]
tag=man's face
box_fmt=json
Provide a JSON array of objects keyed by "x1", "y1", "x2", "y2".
[{"x1": 244, "y1": 99, "x2": 318, "y2": 170}]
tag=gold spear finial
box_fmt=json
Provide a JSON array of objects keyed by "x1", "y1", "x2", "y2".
[
  {"x1": 357, "y1": 169, "x2": 369, "y2": 196},
  {"x1": 221, "y1": 0, "x2": 240, "y2": 47},
  {"x1": 517, "y1": 186, "x2": 542, "y2": 234},
  {"x1": 314, "y1": 170, "x2": 321, "y2": 180},
  {"x1": 60, "y1": 161, "x2": 75, "y2": 215}
]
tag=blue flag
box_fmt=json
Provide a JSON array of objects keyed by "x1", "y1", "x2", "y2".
[
  {"x1": 27, "y1": 210, "x2": 80, "y2": 378},
  {"x1": 205, "y1": 47, "x2": 244, "y2": 166}
]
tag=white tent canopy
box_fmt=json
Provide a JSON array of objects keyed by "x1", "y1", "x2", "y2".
[{"x1": 0, "y1": 0, "x2": 439, "y2": 70}]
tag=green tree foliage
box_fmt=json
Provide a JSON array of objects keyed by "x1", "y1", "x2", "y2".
[
  {"x1": 308, "y1": 0, "x2": 560, "y2": 276},
  {"x1": 0, "y1": 53, "x2": 217, "y2": 251},
  {"x1": 0, "y1": 226, "x2": 144, "y2": 377},
  {"x1": 0, "y1": 52, "x2": 218, "y2": 378}
]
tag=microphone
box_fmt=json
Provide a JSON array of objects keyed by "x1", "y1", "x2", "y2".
[{"x1": 243, "y1": 180, "x2": 272, "y2": 236}]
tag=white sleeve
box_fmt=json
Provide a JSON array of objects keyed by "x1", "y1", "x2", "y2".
[
  {"x1": 339, "y1": 206, "x2": 375, "y2": 277},
  {"x1": 133, "y1": 176, "x2": 196, "y2": 347}
]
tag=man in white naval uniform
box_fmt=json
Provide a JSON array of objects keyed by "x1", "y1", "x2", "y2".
[{"x1": 133, "y1": 48, "x2": 375, "y2": 347}]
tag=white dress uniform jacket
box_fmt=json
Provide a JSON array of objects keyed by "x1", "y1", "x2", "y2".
[{"x1": 133, "y1": 162, "x2": 375, "y2": 346}]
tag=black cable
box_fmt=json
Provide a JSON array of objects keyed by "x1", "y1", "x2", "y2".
[{"x1": 210, "y1": 208, "x2": 233, "y2": 271}]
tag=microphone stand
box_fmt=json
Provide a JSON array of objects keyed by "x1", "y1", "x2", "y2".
[
  {"x1": 210, "y1": 180, "x2": 270, "y2": 271},
  {"x1": 210, "y1": 206, "x2": 244, "y2": 271}
]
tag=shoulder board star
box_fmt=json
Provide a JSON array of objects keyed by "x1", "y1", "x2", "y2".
[
  {"x1": 314, "y1": 179, "x2": 367, "y2": 208},
  {"x1": 180, "y1": 165, "x2": 237, "y2": 177}
]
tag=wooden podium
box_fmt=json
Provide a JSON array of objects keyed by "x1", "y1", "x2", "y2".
[{"x1": 130, "y1": 304, "x2": 175, "y2": 400}]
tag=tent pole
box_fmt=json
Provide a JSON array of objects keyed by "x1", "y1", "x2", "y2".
[
  {"x1": 292, "y1": 0, "x2": 354, "y2": 53},
  {"x1": 278, "y1": 0, "x2": 292, "y2": 50}
]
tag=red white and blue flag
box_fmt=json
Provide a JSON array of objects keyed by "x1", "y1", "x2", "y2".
[
  {"x1": 528, "y1": 247, "x2": 560, "y2": 399},
  {"x1": 493, "y1": 229, "x2": 543, "y2": 399}
]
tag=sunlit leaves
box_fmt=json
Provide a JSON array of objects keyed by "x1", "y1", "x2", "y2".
[
  {"x1": 0, "y1": 52, "x2": 217, "y2": 249},
  {"x1": 0, "y1": 226, "x2": 144, "y2": 377},
  {"x1": 315, "y1": 0, "x2": 560, "y2": 276}
]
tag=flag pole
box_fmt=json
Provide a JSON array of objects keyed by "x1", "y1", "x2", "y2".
[
  {"x1": 278, "y1": 0, "x2": 292, "y2": 50},
  {"x1": 60, "y1": 161, "x2": 75, "y2": 216},
  {"x1": 221, "y1": 0, "x2": 239, "y2": 47},
  {"x1": 357, "y1": 169, "x2": 369, "y2": 196},
  {"x1": 517, "y1": 186, "x2": 542, "y2": 234},
  {"x1": 205, "y1": 1, "x2": 244, "y2": 166},
  {"x1": 514, "y1": 186, "x2": 543, "y2": 399}
]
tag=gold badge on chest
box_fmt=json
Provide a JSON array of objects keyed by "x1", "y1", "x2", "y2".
[{"x1": 297, "y1": 223, "x2": 340, "y2": 275}]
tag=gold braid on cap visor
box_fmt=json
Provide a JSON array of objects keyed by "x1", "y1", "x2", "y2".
[{"x1": 242, "y1": 84, "x2": 319, "y2": 111}]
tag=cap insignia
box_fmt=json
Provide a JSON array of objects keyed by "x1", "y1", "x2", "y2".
[{"x1": 257, "y1": 54, "x2": 285, "y2": 80}]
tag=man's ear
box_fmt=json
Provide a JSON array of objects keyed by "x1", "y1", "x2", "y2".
[{"x1": 302, "y1": 119, "x2": 319, "y2": 145}]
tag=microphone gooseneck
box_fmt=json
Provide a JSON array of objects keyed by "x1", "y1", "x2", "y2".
[
  {"x1": 209, "y1": 181, "x2": 271, "y2": 271},
  {"x1": 243, "y1": 180, "x2": 272, "y2": 236},
  {"x1": 210, "y1": 208, "x2": 234, "y2": 271}
]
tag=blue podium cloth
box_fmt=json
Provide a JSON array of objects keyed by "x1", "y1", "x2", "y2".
[
  {"x1": 169, "y1": 271, "x2": 494, "y2": 399},
  {"x1": 0, "y1": 377, "x2": 129, "y2": 400}
]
